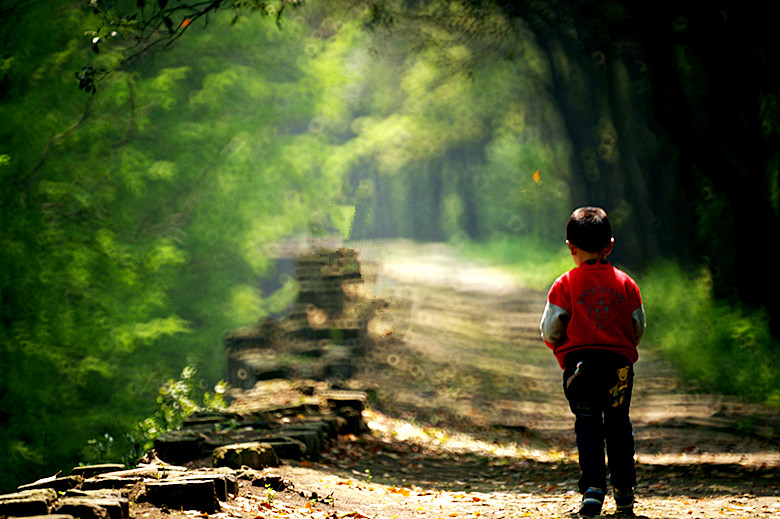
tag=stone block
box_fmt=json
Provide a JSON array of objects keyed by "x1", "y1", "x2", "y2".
[
  {"x1": 55, "y1": 493, "x2": 128, "y2": 519},
  {"x1": 258, "y1": 436, "x2": 307, "y2": 460},
  {"x1": 324, "y1": 390, "x2": 366, "y2": 413},
  {"x1": 212, "y1": 442, "x2": 280, "y2": 469},
  {"x1": 276, "y1": 427, "x2": 323, "y2": 458},
  {"x1": 337, "y1": 408, "x2": 365, "y2": 436},
  {"x1": 17, "y1": 475, "x2": 83, "y2": 492},
  {"x1": 53, "y1": 496, "x2": 127, "y2": 519},
  {"x1": 154, "y1": 432, "x2": 206, "y2": 465},
  {"x1": 144, "y1": 479, "x2": 219, "y2": 514},
  {"x1": 173, "y1": 474, "x2": 233, "y2": 501},
  {"x1": 71, "y1": 464, "x2": 125, "y2": 479},
  {"x1": 80, "y1": 476, "x2": 144, "y2": 490},
  {"x1": 0, "y1": 488, "x2": 58, "y2": 517}
]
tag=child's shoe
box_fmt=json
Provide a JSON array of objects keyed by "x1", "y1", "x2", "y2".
[
  {"x1": 578, "y1": 487, "x2": 605, "y2": 516},
  {"x1": 614, "y1": 488, "x2": 635, "y2": 516}
]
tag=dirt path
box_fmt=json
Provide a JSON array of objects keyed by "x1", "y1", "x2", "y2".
[{"x1": 252, "y1": 241, "x2": 780, "y2": 518}]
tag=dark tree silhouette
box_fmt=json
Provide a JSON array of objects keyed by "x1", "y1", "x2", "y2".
[{"x1": 497, "y1": 0, "x2": 780, "y2": 329}]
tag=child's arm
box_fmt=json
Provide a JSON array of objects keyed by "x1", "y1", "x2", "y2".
[{"x1": 540, "y1": 301, "x2": 569, "y2": 347}]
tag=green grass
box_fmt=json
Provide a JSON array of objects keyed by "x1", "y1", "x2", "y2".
[
  {"x1": 460, "y1": 238, "x2": 780, "y2": 406},
  {"x1": 641, "y1": 263, "x2": 780, "y2": 406}
]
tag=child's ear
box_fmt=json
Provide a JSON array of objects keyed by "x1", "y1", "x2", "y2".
[
  {"x1": 566, "y1": 240, "x2": 577, "y2": 255},
  {"x1": 603, "y1": 237, "x2": 615, "y2": 256}
]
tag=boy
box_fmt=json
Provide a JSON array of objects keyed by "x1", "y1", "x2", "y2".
[{"x1": 540, "y1": 207, "x2": 646, "y2": 517}]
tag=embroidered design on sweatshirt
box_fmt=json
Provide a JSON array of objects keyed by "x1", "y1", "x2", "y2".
[{"x1": 576, "y1": 284, "x2": 625, "y2": 330}]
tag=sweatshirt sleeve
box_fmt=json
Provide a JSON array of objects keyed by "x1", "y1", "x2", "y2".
[
  {"x1": 540, "y1": 276, "x2": 570, "y2": 347},
  {"x1": 540, "y1": 301, "x2": 569, "y2": 346},
  {"x1": 632, "y1": 304, "x2": 646, "y2": 344},
  {"x1": 625, "y1": 275, "x2": 645, "y2": 345}
]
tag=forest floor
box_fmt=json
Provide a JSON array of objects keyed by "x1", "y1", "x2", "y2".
[{"x1": 205, "y1": 241, "x2": 779, "y2": 519}]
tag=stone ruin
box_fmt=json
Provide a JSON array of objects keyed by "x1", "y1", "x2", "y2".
[{"x1": 224, "y1": 246, "x2": 386, "y2": 388}]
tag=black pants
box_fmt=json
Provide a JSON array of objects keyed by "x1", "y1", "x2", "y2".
[{"x1": 562, "y1": 350, "x2": 637, "y2": 494}]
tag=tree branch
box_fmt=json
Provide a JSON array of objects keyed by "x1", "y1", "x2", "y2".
[{"x1": 21, "y1": 98, "x2": 94, "y2": 204}]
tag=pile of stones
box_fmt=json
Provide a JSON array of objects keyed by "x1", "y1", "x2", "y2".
[
  {"x1": 1, "y1": 382, "x2": 367, "y2": 519},
  {"x1": 224, "y1": 247, "x2": 385, "y2": 387},
  {"x1": 0, "y1": 462, "x2": 236, "y2": 519},
  {"x1": 154, "y1": 380, "x2": 368, "y2": 465}
]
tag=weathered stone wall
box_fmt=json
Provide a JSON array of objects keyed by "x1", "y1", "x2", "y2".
[
  {"x1": 224, "y1": 247, "x2": 381, "y2": 388},
  {"x1": 1, "y1": 385, "x2": 367, "y2": 519}
]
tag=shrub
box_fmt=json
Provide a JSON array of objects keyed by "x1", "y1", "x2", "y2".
[{"x1": 641, "y1": 263, "x2": 780, "y2": 405}]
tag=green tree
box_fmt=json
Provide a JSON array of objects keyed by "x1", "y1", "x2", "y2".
[{"x1": 0, "y1": 1, "x2": 363, "y2": 491}]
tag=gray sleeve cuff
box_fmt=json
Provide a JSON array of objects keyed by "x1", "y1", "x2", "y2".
[{"x1": 632, "y1": 305, "x2": 646, "y2": 344}]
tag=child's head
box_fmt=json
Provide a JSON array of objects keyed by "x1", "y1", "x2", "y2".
[{"x1": 566, "y1": 206, "x2": 612, "y2": 253}]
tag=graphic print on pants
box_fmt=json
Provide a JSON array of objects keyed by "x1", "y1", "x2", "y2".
[{"x1": 609, "y1": 366, "x2": 630, "y2": 407}]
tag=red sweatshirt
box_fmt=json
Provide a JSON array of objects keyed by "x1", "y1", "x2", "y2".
[{"x1": 540, "y1": 260, "x2": 645, "y2": 369}]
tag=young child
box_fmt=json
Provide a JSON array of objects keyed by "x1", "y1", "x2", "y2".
[{"x1": 540, "y1": 207, "x2": 646, "y2": 517}]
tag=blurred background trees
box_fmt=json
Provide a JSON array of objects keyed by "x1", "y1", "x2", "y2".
[{"x1": 1, "y1": 0, "x2": 777, "y2": 492}]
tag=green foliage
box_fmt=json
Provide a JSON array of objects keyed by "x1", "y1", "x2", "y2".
[
  {"x1": 135, "y1": 366, "x2": 228, "y2": 445},
  {"x1": 0, "y1": 1, "x2": 363, "y2": 492},
  {"x1": 80, "y1": 366, "x2": 229, "y2": 466},
  {"x1": 641, "y1": 264, "x2": 780, "y2": 406}
]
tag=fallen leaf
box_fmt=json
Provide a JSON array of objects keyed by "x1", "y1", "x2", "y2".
[{"x1": 388, "y1": 487, "x2": 410, "y2": 496}]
